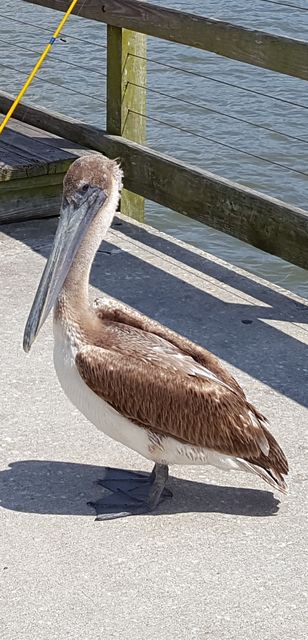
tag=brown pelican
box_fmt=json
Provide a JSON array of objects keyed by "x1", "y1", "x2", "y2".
[{"x1": 23, "y1": 154, "x2": 288, "y2": 520}]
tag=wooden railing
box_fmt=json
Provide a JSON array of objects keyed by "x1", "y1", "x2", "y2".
[
  {"x1": 26, "y1": 0, "x2": 308, "y2": 80},
  {"x1": 1, "y1": 0, "x2": 308, "y2": 270}
]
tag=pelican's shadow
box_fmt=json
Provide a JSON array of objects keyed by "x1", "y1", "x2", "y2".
[{"x1": 0, "y1": 460, "x2": 279, "y2": 518}]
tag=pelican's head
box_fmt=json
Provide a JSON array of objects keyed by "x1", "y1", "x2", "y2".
[
  {"x1": 23, "y1": 154, "x2": 122, "y2": 353},
  {"x1": 63, "y1": 153, "x2": 123, "y2": 205}
]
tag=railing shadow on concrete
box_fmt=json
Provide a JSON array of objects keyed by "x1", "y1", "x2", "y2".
[{"x1": 2, "y1": 216, "x2": 308, "y2": 409}]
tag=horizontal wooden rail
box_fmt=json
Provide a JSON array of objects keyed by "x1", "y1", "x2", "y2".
[
  {"x1": 24, "y1": 0, "x2": 308, "y2": 80},
  {"x1": 1, "y1": 91, "x2": 308, "y2": 270}
]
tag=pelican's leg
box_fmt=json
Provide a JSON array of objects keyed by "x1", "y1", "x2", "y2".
[
  {"x1": 88, "y1": 464, "x2": 171, "y2": 520},
  {"x1": 146, "y1": 463, "x2": 171, "y2": 509}
]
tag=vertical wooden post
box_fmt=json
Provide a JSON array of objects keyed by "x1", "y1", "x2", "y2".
[{"x1": 107, "y1": 25, "x2": 147, "y2": 222}]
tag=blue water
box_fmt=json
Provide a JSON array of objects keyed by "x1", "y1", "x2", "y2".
[{"x1": 1, "y1": 0, "x2": 308, "y2": 295}]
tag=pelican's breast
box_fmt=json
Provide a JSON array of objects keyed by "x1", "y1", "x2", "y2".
[{"x1": 52, "y1": 317, "x2": 153, "y2": 458}]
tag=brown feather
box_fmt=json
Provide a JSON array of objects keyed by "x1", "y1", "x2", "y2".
[
  {"x1": 73, "y1": 298, "x2": 288, "y2": 487},
  {"x1": 63, "y1": 154, "x2": 121, "y2": 200},
  {"x1": 94, "y1": 297, "x2": 244, "y2": 395}
]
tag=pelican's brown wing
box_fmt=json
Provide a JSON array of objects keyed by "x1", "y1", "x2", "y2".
[
  {"x1": 75, "y1": 341, "x2": 288, "y2": 491},
  {"x1": 93, "y1": 296, "x2": 244, "y2": 395}
]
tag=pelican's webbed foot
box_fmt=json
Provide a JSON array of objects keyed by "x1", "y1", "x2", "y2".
[{"x1": 88, "y1": 464, "x2": 171, "y2": 520}]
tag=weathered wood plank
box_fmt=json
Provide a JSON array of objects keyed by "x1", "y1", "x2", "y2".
[
  {"x1": 8, "y1": 118, "x2": 79, "y2": 142},
  {"x1": 24, "y1": 0, "x2": 308, "y2": 80},
  {"x1": 0, "y1": 171, "x2": 64, "y2": 193},
  {"x1": 2, "y1": 93, "x2": 308, "y2": 270},
  {"x1": 0, "y1": 142, "x2": 34, "y2": 171},
  {"x1": 0, "y1": 183, "x2": 62, "y2": 223},
  {"x1": 0, "y1": 152, "x2": 71, "y2": 181},
  {"x1": 0, "y1": 139, "x2": 50, "y2": 180},
  {"x1": 107, "y1": 24, "x2": 146, "y2": 220},
  {"x1": 1, "y1": 126, "x2": 75, "y2": 164},
  {"x1": 106, "y1": 26, "x2": 146, "y2": 144},
  {"x1": 0, "y1": 118, "x2": 87, "y2": 180},
  {"x1": 0, "y1": 117, "x2": 93, "y2": 221},
  {"x1": 8, "y1": 119, "x2": 94, "y2": 154}
]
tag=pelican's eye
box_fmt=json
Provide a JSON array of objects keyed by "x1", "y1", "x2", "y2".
[{"x1": 81, "y1": 183, "x2": 90, "y2": 193}]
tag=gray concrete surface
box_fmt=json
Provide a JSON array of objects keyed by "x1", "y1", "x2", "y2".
[{"x1": 0, "y1": 215, "x2": 307, "y2": 640}]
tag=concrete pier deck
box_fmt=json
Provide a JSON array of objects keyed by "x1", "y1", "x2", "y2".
[{"x1": 0, "y1": 215, "x2": 307, "y2": 640}]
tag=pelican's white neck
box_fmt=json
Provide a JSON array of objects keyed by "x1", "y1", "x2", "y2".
[{"x1": 59, "y1": 181, "x2": 120, "y2": 313}]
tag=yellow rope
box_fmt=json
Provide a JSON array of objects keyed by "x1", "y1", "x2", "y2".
[{"x1": 0, "y1": 0, "x2": 79, "y2": 135}]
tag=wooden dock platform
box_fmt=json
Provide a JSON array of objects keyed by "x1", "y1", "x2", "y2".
[{"x1": 0, "y1": 119, "x2": 87, "y2": 223}]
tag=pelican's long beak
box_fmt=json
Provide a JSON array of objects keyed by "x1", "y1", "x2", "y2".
[{"x1": 23, "y1": 186, "x2": 106, "y2": 353}]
